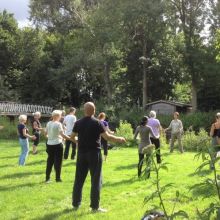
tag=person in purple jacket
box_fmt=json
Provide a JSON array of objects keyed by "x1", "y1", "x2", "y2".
[{"x1": 98, "y1": 112, "x2": 114, "y2": 161}]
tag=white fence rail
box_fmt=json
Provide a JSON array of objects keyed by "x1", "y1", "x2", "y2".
[{"x1": 0, "y1": 102, "x2": 53, "y2": 116}]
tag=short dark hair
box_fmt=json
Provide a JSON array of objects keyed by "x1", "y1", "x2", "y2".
[
  {"x1": 69, "y1": 107, "x2": 76, "y2": 113},
  {"x1": 140, "y1": 116, "x2": 148, "y2": 126}
]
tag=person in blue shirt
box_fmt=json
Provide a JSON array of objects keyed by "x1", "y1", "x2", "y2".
[{"x1": 17, "y1": 115, "x2": 36, "y2": 166}]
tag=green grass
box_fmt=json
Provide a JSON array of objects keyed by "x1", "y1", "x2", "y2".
[{"x1": 0, "y1": 140, "x2": 218, "y2": 220}]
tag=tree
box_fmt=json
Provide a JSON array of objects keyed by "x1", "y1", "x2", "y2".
[{"x1": 167, "y1": 0, "x2": 210, "y2": 111}]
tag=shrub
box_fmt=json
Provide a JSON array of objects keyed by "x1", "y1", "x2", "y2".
[
  {"x1": 0, "y1": 116, "x2": 18, "y2": 139},
  {"x1": 182, "y1": 128, "x2": 211, "y2": 152},
  {"x1": 116, "y1": 120, "x2": 134, "y2": 147}
]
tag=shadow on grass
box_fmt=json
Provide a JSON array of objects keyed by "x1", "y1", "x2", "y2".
[
  {"x1": 188, "y1": 169, "x2": 212, "y2": 177},
  {"x1": 0, "y1": 182, "x2": 39, "y2": 192},
  {"x1": 189, "y1": 182, "x2": 216, "y2": 198},
  {"x1": 0, "y1": 170, "x2": 43, "y2": 180},
  {"x1": 114, "y1": 163, "x2": 137, "y2": 171},
  {"x1": 0, "y1": 155, "x2": 19, "y2": 159},
  {"x1": 103, "y1": 177, "x2": 137, "y2": 187},
  {"x1": 62, "y1": 161, "x2": 76, "y2": 167},
  {"x1": 27, "y1": 159, "x2": 46, "y2": 166},
  {"x1": 31, "y1": 208, "x2": 91, "y2": 220}
]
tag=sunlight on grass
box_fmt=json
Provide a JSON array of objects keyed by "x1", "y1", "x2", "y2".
[{"x1": 0, "y1": 140, "x2": 217, "y2": 219}]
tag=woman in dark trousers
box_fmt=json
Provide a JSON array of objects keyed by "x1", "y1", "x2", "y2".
[
  {"x1": 134, "y1": 116, "x2": 159, "y2": 177},
  {"x1": 45, "y1": 110, "x2": 72, "y2": 183},
  {"x1": 98, "y1": 112, "x2": 114, "y2": 161}
]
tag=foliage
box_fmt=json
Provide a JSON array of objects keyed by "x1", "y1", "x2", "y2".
[
  {"x1": 116, "y1": 120, "x2": 134, "y2": 147},
  {"x1": 142, "y1": 151, "x2": 189, "y2": 219},
  {"x1": 191, "y1": 143, "x2": 220, "y2": 219},
  {"x1": 182, "y1": 128, "x2": 211, "y2": 152},
  {"x1": 0, "y1": 116, "x2": 17, "y2": 139}
]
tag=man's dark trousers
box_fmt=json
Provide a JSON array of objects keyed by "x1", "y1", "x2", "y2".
[
  {"x1": 150, "y1": 137, "x2": 161, "y2": 164},
  {"x1": 72, "y1": 150, "x2": 102, "y2": 209},
  {"x1": 64, "y1": 140, "x2": 76, "y2": 159}
]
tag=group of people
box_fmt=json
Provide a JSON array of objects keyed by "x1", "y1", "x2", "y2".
[
  {"x1": 17, "y1": 102, "x2": 125, "y2": 212},
  {"x1": 134, "y1": 111, "x2": 184, "y2": 177},
  {"x1": 16, "y1": 103, "x2": 220, "y2": 212}
]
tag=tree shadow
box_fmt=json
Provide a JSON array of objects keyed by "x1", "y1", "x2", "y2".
[
  {"x1": 0, "y1": 182, "x2": 38, "y2": 192},
  {"x1": 103, "y1": 177, "x2": 137, "y2": 187},
  {"x1": 189, "y1": 182, "x2": 216, "y2": 198},
  {"x1": 0, "y1": 171, "x2": 43, "y2": 180},
  {"x1": 0, "y1": 155, "x2": 19, "y2": 159},
  {"x1": 31, "y1": 208, "x2": 90, "y2": 220},
  {"x1": 188, "y1": 169, "x2": 212, "y2": 177},
  {"x1": 27, "y1": 160, "x2": 46, "y2": 166},
  {"x1": 114, "y1": 163, "x2": 137, "y2": 171},
  {"x1": 62, "y1": 161, "x2": 76, "y2": 167}
]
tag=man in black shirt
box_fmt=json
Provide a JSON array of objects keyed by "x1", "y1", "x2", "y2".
[{"x1": 71, "y1": 102, "x2": 126, "y2": 212}]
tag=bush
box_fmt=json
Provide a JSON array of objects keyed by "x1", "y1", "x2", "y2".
[
  {"x1": 0, "y1": 116, "x2": 18, "y2": 139},
  {"x1": 182, "y1": 128, "x2": 211, "y2": 152},
  {"x1": 116, "y1": 120, "x2": 134, "y2": 147}
]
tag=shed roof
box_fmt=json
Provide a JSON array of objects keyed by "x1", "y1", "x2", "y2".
[{"x1": 145, "y1": 100, "x2": 192, "y2": 108}]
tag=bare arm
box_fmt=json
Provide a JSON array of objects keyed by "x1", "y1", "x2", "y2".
[
  {"x1": 101, "y1": 131, "x2": 126, "y2": 143},
  {"x1": 134, "y1": 127, "x2": 139, "y2": 140},
  {"x1": 210, "y1": 124, "x2": 215, "y2": 137},
  {"x1": 70, "y1": 132, "x2": 78, "y2": 144},
  {"x1": 22, "y1": 128, "x2": 35, "y2": 140},
  {"x1": 33, "y1": 121, "x2": 43, "y2": 131}
]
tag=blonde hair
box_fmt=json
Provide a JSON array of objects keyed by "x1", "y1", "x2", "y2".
[
  {"x1": 19, "y1": 115, "x2": 27, "y2": 123},
  {"x1": 52, "y1": 110, "x2": 62, "y2": 117},
  {"x1": 98, "y1": 112, "x2": 106, "y2": 120},
  {"x1": 33, "y1": 111, "x2": 41, "y2": 117},
  {"x1": 149, "y1": 110, "x2": 156, "y2": 118}
]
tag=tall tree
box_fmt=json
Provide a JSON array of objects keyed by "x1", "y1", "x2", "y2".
[{"x1": 167, "y1": 0, "x2": 209, "y2": 111}]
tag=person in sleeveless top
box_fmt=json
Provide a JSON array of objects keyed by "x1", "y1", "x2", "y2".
[
  {"x1": 45, "y1": 110, "x2": 73, "y2": 183},
  {"x1": 134, "y1": 116, "x2": 159, "y2": 177},
  {"x1": 17, "y1": 115, "x2": 36, "y2": 166},
  {"x1": 98, "y1": 112, "x2": 114, "y2": 161},
  {"x1": 32, "y1": 112, "x2": 43, "y2": 154},
  {"x1": 165, "y1": 112, "x2": 184, "y2": 153}
]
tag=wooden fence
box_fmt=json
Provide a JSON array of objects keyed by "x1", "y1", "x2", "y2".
[{"x1": 0, "y1": 102, "x2": 53, "y2": 117}]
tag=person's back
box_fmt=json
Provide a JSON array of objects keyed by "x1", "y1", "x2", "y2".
[
  {"x1": 64, "y1": 114, "x2": 77, "y2": 135},
  {"x1": 46, "y1": 121, "x2": 63, "y2": 145},
  {"x1": 138, "y1": 125, "x2": 152, "y2": 147},
  {"x1": 74, "y1": 116, "x2": 104, "y2": 153},
  {"x1": 147, "y1": 117, "x2": 160, "y2": 137}
]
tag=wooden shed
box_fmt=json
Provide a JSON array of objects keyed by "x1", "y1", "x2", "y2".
[{"x1": 145, "y1": 100, "x2": 192, "y2": 115}]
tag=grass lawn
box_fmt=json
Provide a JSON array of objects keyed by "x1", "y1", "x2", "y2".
[{"x1": 0, "y1": 140, "x2": 218, "y2": 220}]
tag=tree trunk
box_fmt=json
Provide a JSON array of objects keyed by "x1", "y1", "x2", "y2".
[
  {"x1": 191, "y1": 78, "x2": 197, "y2": 112},
  {"x1": 103, "y1": 62, "x2": 113, "y2": 104},
  {"x1": 142, "y1": 39, "x2": 147, "y2": 108}
]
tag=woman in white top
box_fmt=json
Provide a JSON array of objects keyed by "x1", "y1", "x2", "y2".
[
  {"x1": 45, "y1": 110, "x2": 73, "y2": 183},
  {"x1": 165, "y1": 112, "x2": 184, "y2": 153}
]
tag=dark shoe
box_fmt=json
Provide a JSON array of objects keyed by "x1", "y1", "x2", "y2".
[{"x1": 56, "y1": 179, "x2": 62, "y2": 182}]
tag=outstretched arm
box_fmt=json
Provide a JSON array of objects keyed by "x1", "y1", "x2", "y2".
[{"x1": 101, "y1": 132, "x2": 126, "y2": 143}]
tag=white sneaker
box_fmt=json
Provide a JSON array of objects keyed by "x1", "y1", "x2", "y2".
[{"x1": 91, "y1": 207, "x2": 107, "y2": 213}]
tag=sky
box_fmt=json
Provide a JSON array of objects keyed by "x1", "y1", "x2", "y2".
[{"x1": 0, "y1": 0, "x2": 30, "y2": 27}]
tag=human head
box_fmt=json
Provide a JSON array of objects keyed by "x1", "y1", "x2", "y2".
[
  {"x1": 19, "y1": 115, "x2": 27, "y2": 123},
  {"x1": 33, "y1": 111, "x2": 41, "y2": 120},
  {"x1": 84, "y1": 102, "x2": 95, "y2": 117},
  {"x1": 51, "y1": 110, "x2": 62, "y2": 121},
  {"x1": 69, "y1": 107, "x2": 76, "y2": 114},
  {"x1": 140, "y1": 116, "x2": 148, "y2": 126},
  {"x1": 149, "y1": 110, "x2": 156, "y2": 118},
  {"x1": 174, "y1": 112, "x2": 179, "y2": 119},
  {"x1": 216, "y1": 112, "x2": 220, "y2": 119},
  {"x1": 98, "y1": 112, "x2": 106, "y2": 120}
]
